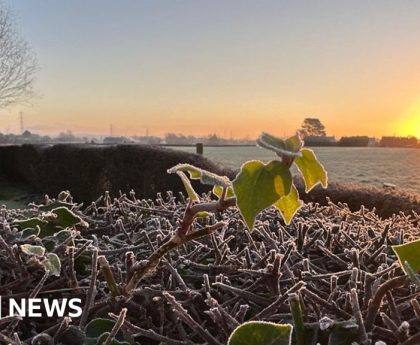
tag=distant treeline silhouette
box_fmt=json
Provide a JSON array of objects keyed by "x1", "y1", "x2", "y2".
[
  {"x1": 339, "y1": 136, "x2": 371, "y2": 147},
  {"x1": 304, "y1": 135, "x2": 419, "y2": 148},
  {"x1": 0, "y1": 130, "x2": 419, "y2": 148},
  {"x1": 379, "y1": 136, "x2": 419, "y2": 148},
  {"x1": 338, "y1": 136, "x2": 419, "y2": 148}
]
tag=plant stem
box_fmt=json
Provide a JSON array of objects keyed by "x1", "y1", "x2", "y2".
[
  {"x1": 79, "y1": 248, "x2": 98, "y2": 328},
  {"x1": 349, "y1": 288, "x2": 369, "y2": 345},
  {"x1": 163, "y1": 291, "x2": 222, "y2": 345},
  {"x1": 289, "y1": 293, "x2": 305, "y2": 345},
  {"x1": 103, "y1": 308, "x2": 127, "y2": 345},
  {"x1": 123, "y1": 194, "x2": 234, "y2": 295},
  {"x1": 178, "y1": 197, "x2": 236, "y2": 236},
  {"x1": 364, "y1": 275, "x2": 407, "y2": 331},
  {"x1": 124, "y1": 222, "x2": 227, "y2": 295},
  {"x1": 400, "y1": 332, "x2": 420, "y2": 345},
  {"x1": 98, "y1": 255, "x2": 121, "y2": 297}
]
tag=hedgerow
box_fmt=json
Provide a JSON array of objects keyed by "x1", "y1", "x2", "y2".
[{"x1": 0, "y1": 132, "x2": 418, "y2": 345}]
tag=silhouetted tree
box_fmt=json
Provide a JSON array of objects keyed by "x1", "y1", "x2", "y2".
[
  {"x1": 0, "y1": 3, "x2": 37, "y2": 108},
  {"x1": 300, "y1": 118, "x2": 326, "y2": 137},
  {"x1": 57, "y1": 130, "x2": 77, "y2": 142},
  {"x1": 21, "y1": 129, "x2": 32, "y2": 138}
]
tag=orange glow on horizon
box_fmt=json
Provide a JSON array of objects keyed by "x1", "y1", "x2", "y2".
[
  {"x1": 3, "y1": 105, "x2": 420, "y2": 139},
  {"x1": 1, "y1": 1, "x2": 419, "y2": 140},
  {"x1": 397, "y1": 100, "x2": 420, "y2": 138}
]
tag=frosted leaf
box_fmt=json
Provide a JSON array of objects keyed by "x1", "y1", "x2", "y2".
[
  {"x1": 167, "y1": 163, "x2": 230, "y2": 187},
  {"x1": 257, "y1": 132, "x2": 303, "y2": 158}
]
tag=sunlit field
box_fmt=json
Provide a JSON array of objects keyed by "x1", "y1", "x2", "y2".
[{"x1": 171, "y1": 146, "x2": 420, "y2": 191}]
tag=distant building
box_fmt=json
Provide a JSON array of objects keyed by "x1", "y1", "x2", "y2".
[{"x1": 367, "y1": 137, "x2": 377, "y2": 147}]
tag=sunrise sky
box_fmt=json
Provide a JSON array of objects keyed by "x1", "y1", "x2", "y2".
[{"x1": 1, "y1": 0, "x2": 419, "y2": 138}]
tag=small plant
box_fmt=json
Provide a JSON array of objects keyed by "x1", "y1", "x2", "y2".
[
  {"x1": 228, "y1": 297, "x2": 359, "y2": 345},
  {"x1": 84, "y1": 310, "x2": 130, "y2": 345},
  {"x1": 13, "y1": 204, "x2": 88, "y2": 238},
  {"x1": 8, "y1": 199, "x2": 87, "y2": 280},
  {"x1": 20, "y1": 243, "x2": 61, "y2": 276},
  {"x1": 228, "y1": 321, "x2": 292, "y2": 345},
  {"x1": 121, "y1": 131, "x2": 327, "y2": 294}
]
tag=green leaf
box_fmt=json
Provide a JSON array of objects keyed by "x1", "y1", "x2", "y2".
[
  {"x1": 167, "y1": 164, "x2": 230, "y2": 187},
  {"x1": 258, "y1": 132, "x2": 286, "y2": 149},
  {"x1": 49, "y1": 207, "x2": 88, "y2": 229},
  {"x1": 404, "y1": 261, "x2": 420, "y2": 287},
  {"x1": 212, "y1": 185, "x2": 235, "y2": 199},
  {"x1": 257, "y1": 132, "x2": 302, "y2": 158},
  {"x1": 294, "y1": 148, "x2": 328, "y2": 192},
  {"x1": 21, "y1": 226, "x2": 41, "y2": 239},
  {"x1": 228, "y1": 321, "x2": 292, "y2": 345},
  {"x1": 176, "y1": 171, "x2": 200, "y2": 202},
  {"x1": 392, "y1": 239, "x2": 420, "y2": 274},
  {"x1": 54, "y1": 229, "x2": 75, "y2": 246},
  {"x1": 85, "y1": 319, "x2": 118, "y2": 338},
  {"x1": 42, "y1": 238, "x2": 56, "y2": 252},
  {"x1": 20, "y1": 244, "x2": 45, "y2": 257},
  {"x1": 12, "y1": 217, "x2": 48, "y2": 231},
  {"x1": 233, "y1": 160, "x2": 292, "y2": 231},
  {"x1": 285, "y1": 133, "x2": 304, "y2": 153},
  {"x1": 15, "y1": 208, "x2": 87, "y2": 238},
  {"x1": 36, "y1": 207, "x2": 88, "y2": 238},
  {"x1": 195, "y1": 211, "x2": 212, "y2": 218},
  {"x1": 38, "y1": 200, "x2": 75, "y2": 212},
  {"x1": 85, "y1": 319, "x2": 126, "y2": 345},
  {"x1": 327, "y1": 321, "x2": 358, "y2": 345},
  {"x1": 42, "y1": 253, "x2": 61, "y2": 277},
  {"x1": 42, "y1": 230, "x2": 75, "y2": 250},
  {"x1": 274, "y1": 184, "x2": 303, "y2": 225}
]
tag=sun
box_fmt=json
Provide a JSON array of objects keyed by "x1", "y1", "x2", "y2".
[
  {"x1": 406, "y1": 117, "x2": 420, "y2": 138},
  {"x1": 406, "y1": 119, "x2": 420, "y2": 138},
  {"x1": 399, "y1": 101, "x2": 420, "y2": 138}
]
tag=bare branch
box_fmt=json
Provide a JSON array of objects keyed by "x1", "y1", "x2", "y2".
[{"x1": 0, "y1": 3, "x2": 37, "y2": 108}]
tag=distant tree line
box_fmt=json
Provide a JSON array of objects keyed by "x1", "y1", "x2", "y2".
[
  {"x1": 379, "y1": 136, "x2": 419, "y2": 148},
  {"x1": 299, "y1": 118, "x2": 419, "y2": 148},
  {"x1": 1, "y1": 123, "x2": 419, "y2": 148},
  {"x1": 162, "y1": 133, "x2": 254, "y2": 146},
  {"x1": 0, "y1": 130, "x2": 87, "y2": 144},
  {"x1": 339, "y1": 136, "x2": 370, "y2": 147}
]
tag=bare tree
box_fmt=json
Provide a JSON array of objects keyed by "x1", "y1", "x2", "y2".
[
  {"x1": 0, "y1": 3, "x2": 37, "y2": 108},
  {"x1": 300, "y1": 117, "x2": 326, "y2": 137}
]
